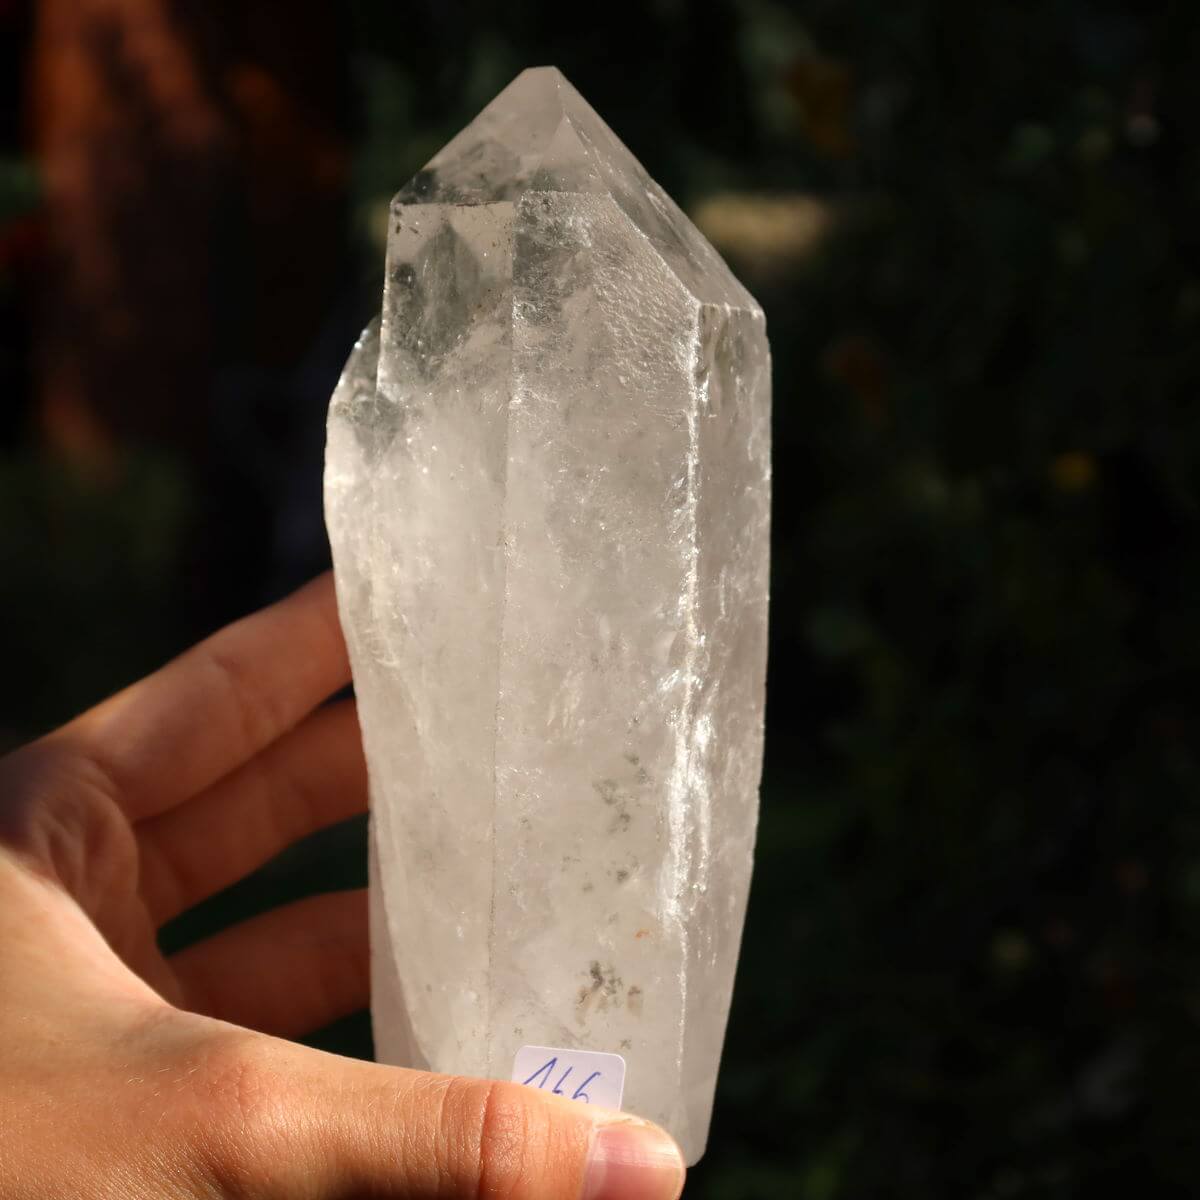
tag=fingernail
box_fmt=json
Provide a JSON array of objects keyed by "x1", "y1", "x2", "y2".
[{"x1": 581, "y1": 1115, "x2": 686, "y2": 1200}]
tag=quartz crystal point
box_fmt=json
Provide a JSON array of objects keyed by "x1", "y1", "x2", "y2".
[{"x1": 325, "y1": 66, "x2": 770, "y2": 1163}]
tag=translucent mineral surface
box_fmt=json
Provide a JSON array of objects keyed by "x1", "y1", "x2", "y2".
[{"x1": 325, "y1": 66, "x2": 770, "y2": 1163}]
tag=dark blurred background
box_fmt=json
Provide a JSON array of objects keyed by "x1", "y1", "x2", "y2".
[{"x1": 3, "y1": 1, "x2": 1200, "y2": 1196}]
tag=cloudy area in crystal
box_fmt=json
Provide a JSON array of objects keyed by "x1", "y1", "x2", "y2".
[{"x1": 324, "y1": 67, "x2": 770, "y2": 1163}]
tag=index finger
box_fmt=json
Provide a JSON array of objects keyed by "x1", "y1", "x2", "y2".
[{"x1": 51, "y1": 573, "x2": 352, "y2": 822}]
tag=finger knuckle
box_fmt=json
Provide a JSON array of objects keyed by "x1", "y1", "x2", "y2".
[
  {"x1": 440, "y1": 1076, "x2": 552, "y2": 1200},
  {"x1": 203, "y1": 641, "x2": 286, "y2": 757},
  {"x1": 187, "y1": 1032, "x2": 291, "y2": 1190},
  {"x1": 0, "y1": 741, "x2": 136, "y2": 905}
]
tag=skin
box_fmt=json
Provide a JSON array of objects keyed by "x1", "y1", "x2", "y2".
[{"x1": 0, "y1": 574, "x2": 684, "y2": 1199}]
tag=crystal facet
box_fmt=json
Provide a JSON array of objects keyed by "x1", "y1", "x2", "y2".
[{"x1": 325, "y1": 67, "x2": 770, "y2": 1163}]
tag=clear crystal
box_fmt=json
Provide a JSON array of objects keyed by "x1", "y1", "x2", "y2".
[{"x1": 325, "y1": 66, "x2": 770, "y2": 1163}]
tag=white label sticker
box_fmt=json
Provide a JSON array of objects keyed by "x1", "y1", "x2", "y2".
[{"x1": 511, "y1": 1045, "x2": 626, "y2": 1110}]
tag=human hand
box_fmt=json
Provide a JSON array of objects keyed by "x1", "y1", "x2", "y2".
[{"x1": 0, "y1": 574, "x2": 685, "y2": 1198}]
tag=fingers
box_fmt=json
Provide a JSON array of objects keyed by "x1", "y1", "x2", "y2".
[
  {"x1": 170, "y1": 890, "x2": 367, "y2": 1039},
  {"x1": 137, "y1": 699, "x2": 366, "y2": 924},
  {"x1": 189, "y1": 1032, "x2": 686, "y2": 1200},
  {"x1": 51, "y1": 573, "x2": 350, "y2": 823}
]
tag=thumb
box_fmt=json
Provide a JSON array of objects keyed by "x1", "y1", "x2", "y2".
[{"x1": 193, "y1": 1031, "x2": 686, "y2": 1200}]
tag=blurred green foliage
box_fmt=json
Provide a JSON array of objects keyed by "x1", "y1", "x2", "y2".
[
  {"x1": 5, "y1": 0, "x2": 1200, "y2": 1195},
  {"x1": 0, "y1": 156, "x2": 38, "y2": 224},
  {"x1": 0, "y1": 451, "x2": 191, "y2": 747}
]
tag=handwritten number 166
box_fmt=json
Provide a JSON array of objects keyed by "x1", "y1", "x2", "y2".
[{"x1": 521, "y1": 1057, "x2": 601, "y2": 1103}]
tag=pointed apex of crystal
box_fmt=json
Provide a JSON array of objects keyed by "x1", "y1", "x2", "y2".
[
  {"x1": 396, "y1": 68, "x2": 571, "y2": 205},
  {"x1": 394, "y1": 66, "x2": 756, "y2": 308}
]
